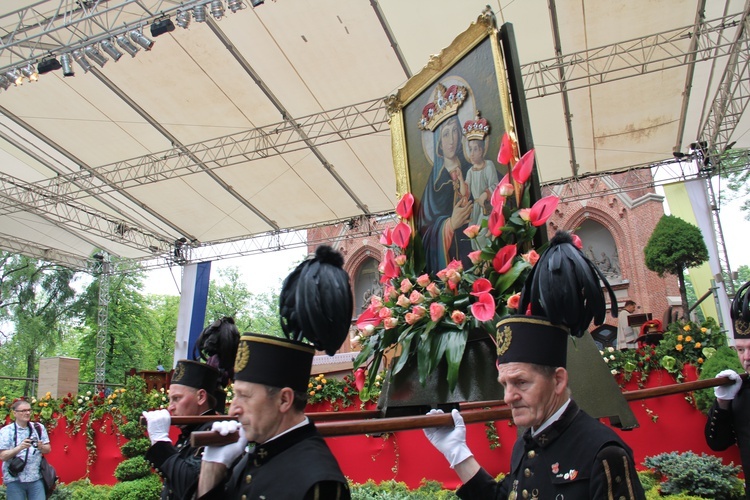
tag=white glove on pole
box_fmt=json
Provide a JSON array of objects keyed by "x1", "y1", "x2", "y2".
[
  {"x1": 422, "y1": 409, "x2": 473, "y2": 468},
  {"x1": 714, "y1": 369, "x2": 743, "y2": 401},
  {"x1": 201, "y1": 421, "x2": 248, "y2": 467},
  {"x1": 142, "y1": 409, "x2": 172, "y2": 444}
]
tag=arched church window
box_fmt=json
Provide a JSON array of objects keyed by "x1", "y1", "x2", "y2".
[
  {"x1": 354, "y1": 257, "x2": 380, "y2": 314},
  {"x1": 578, "y1": 219, "x2": 622, "y2": 282}
]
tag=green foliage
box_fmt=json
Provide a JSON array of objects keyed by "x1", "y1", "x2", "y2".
[
  {"x1": 644, "y1": 215, "x2": 709, "y2": 277},
  {"x1": 108, "y1": 474, "x2": 162, "y2": 500},
  {"x1": 121, "y1": 437, "x2": 151, "y2": 458},
  {"x1": 61, "y1": 479, "x2": 112, "y2": 500},
  {"x1": 643, "y1": 451, "x2": 744, "y2": 499},
  {"x1": 350, "y1": 479, "x2": 459, "y2": 499},
  {"x1": 118, "y1": 420, "x2": 146, "y2": 440},
  {"x1": 694, "y1": 346, "x2": 744, "y2": 414},
  {"x1": 114, "y1": 456, "x2": 154, "y2": 482},
  {"x1": 206, "y1": 266, "x2": 254, "y2": 329}
]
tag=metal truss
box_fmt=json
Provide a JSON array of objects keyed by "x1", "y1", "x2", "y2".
[
  {"x1": 521, "y1": 12, "x2": 746, "y2": 98},
  {"x1": 20, "y1": 97, "x2": 389, "y2": 201},
  {"x1": 0, "y1": 0, "x2": 230, "y2": 72},
  {"x1": 0, "y1": 231, "x2": 91, "y2": 270},
  {"x1": 94, "y1": 252, "x2": 109, "y2": 384}
]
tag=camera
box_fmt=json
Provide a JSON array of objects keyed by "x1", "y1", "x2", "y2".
[{"x1": 29, "y1": 436, "x2": 38, "y2": 448}]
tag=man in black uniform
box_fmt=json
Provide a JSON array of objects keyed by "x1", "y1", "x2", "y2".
[
  {"x1": 424, "y1": 232, "x2": 646, "y2": 499},
  {"x1": 143, "y1": 360, "x2": 222, "y2": 500},
  {"x1": 705, "y1": 280, "x2": 750, "y2": 498},
  {"x1": 196, "y1": 245, "x2": 353, "y2": 500}
]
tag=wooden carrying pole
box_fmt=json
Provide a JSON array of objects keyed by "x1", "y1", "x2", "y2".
[{"x1": 188, "y1": 373, "x2": 745, "y2": 447}]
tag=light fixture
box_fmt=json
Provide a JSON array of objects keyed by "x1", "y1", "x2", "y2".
[
  {"x1": 151, "y1": 17, "x2": 175, "y2": 37},
  {"x1": 84, "y1": 45, "x2": 109, "y2": 67},
  {"x1": 60, "y1": 53, "x2": 74, "y2": 77},
  {"x1": 37, "y1": 57, "x2": 62, "y2": 74},
  {"x1": 227, "y1": 0, "x2": 245, "y2": 12},
  {"x1": 0, "y1": 75, "x2": 10, "y2": 90},
  {"x1": 5, "y1": 69, "x2": 23, "y2": 86},
  {"x1": 72, "y1": 50, "x2": 92, "y2": 73},
  {"x1": 129, "y1": 30, "x2": 154, "y2": 50},
  {"x1": 250, "y1": 0, "x2": 264, "y2": 6},
  {"x1": 210, "y1": 0, "x2": 225, "y2": 19},
  {"x1": 116, "y1": 34, "x2": 140, "y2": 57},
  {"x1": 175, "y1": 9, "x2": 192, "y2": 29},
  {"x1": 100, "y1": 39, "x2": 123, "y2": 61},
  {"x1": 21, "y1": 63, "x2": 38, "y2": 82},
  {"x1": 193, "y1": 4, "x2": 207, "y2": 23}
]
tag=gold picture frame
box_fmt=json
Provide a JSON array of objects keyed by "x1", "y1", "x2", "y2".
[{"x1": 386, "y1": 14, "x2": 516, "y2": 274}]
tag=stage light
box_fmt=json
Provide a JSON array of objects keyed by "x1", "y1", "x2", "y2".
[
  {"x1": 210, "y1": 0, "x2": 225, "y2": 19},
  {"x1": 100, "y1": 40, "x2": 123, "y2": 61},
  {"x1": 60, "y1": 53, "x2": 74, "y2": 76},
  {"x1": 116, "y1": 34, "x2": 140, "y2": 57},
  {"x1": 5, "y1": 69, "x2": 23, "y2": 86},
  {"x1": 84, "y1": 46, "x2": 108, "y2": 67},
  {"x1": 150, "y1": 17, "x2": 175, "y2": 37},
  {"x1": 227, "y1": 0, "x2": 245, "y2": 12},
  {"x1": 129, "y1": 30, "x2": 154, "y2": 50},
  {"x1": 194, "y1": 4, "x2": 207, "y2": 23},
  {"x1": 250, "y1": 0, "x2": 264, "y2": 6},
  {"x1": 72, "y1": 50, "x2": 92, "y2": 73},
  {"x1": 175, "y1": 9, "x2": 192, "y2": 28},
  {"x1": 37, "y1": 57, "x2": 62, "y2": 75},
  {"x1": 21, "y1": 63, "x2": 38, "y2": 82},
  {"x1": 0, "y1": 75, "x2": 10, "y2": 90}
]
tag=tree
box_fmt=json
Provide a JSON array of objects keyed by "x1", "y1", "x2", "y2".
[
  {"x1": 206, "y1": 267, "x2": 253, "y2": 330},
  {"x1": 644, "y1": 215, "x2": 709, "y2": 317},
  {"x1": 718, "y1": 147, "x2": 750, "y2": 219},
  {"x1": 0, "y1": 252, "x2": 78, "y2": 395}
]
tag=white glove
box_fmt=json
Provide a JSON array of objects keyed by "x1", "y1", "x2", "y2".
[
  {"x1": 715, "y1": 369, "x2": 743, "y2": 400},
  {"x1": 422, "y1": 409, "x2": 473, "y2": 468},
  {"x1": 201, "y1": 421, "x2": 248, "y2": 467},
  {"x1": 142, "y1": 409, "x2": 171, "y2": 444}
]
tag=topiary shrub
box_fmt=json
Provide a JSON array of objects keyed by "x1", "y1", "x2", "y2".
[
  {"x1": 108, "y1": 474, "x2": 162, "y2": 500},
  {"x1": 121, "y1": 437, "x2": 151, "y2": 458},
  {"x1": 694, "y1": 346, "x2": 744, "y2": 414},
  {"x1": 643, "y1": 451, "x2": 744, "y2": 498},
  {"x1": 118, "y1": 420, "x2": 146, "y2": 440},
  {"x1": 64, "y1": 479, "x2": 111, "y2": 500},
  {"x1": 114, "y1": 456, "x2": 153, "y2": 482}
]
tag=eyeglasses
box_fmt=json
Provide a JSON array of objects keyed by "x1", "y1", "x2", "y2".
[{"x1": 14, "y1": 409, "x2": 31, "y2": 413}]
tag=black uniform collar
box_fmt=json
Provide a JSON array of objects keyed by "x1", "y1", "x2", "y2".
[
  {"x1": 523, "y1": 399, "x2": 580, "y2": 449},
  {"x1": 178, "y1": 409, "x2": 219, "y2": 439},
  {"x1": 248, "y1": 421, "x2": 319, "y2": 467}
]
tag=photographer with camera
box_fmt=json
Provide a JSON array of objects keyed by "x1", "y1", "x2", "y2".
[{"x1": 0, "y1": 400, "x2": 51, "y2": 500}]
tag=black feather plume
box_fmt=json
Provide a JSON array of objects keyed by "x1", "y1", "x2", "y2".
[
  {"x1": 279, "y1": 245, "x2": 353, "y2": 355},
  {"x1": 731, "y1": 281, "x2": 750, "y2": 324},
  {"x1": 519, "y1": 231, "x2": 618, "y2": 337}
]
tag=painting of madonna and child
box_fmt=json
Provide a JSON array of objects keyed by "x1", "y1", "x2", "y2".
[{"x1": 400, "y1": 35, "x2": 516, "y2": 276}]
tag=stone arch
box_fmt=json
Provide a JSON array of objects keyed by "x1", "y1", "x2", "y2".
[
  {"x1": 346, "y1": 245, "x2": 382, "y2": 314},
  {"x1": 565, "y1": 207, "x2": 629, "y2": 284}
]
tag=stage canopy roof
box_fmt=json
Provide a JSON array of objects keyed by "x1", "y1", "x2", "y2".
[{"x1": 0, "y1": 0, "x2": 747, "y2": 271}]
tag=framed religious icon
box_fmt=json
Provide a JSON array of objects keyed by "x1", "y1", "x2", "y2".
[{"x1": 386, "y1": 13, "x2": 517, "y2": 275}]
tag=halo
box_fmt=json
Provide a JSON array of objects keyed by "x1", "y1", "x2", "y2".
[{"x1": 421, "y1": 75, "x2": 476, "y2": 167}]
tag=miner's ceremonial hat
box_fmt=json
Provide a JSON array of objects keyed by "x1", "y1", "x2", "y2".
[{"x1": 170, "y1": 359, "x2": 221, "y2": 394}]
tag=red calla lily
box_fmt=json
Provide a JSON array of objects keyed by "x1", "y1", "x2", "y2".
[
  {"x1": 488, "y1": 207, "x2": 505, "y2": 237},
  {"x1": 571, "y1": 233, "x2": 583, "y2": 249},
  {"x1": 490, "y1": 174, "x2": 509, "y2": 209},
  {"x1": 380, "y1": 249, "x2": 399, "y2": 283},
  {"x1": 512, "y1": 149, "x2": 535, "y2": 185},
  {"x1": 529, "y1": 195, "x2": 559, "y2": 227},
  {"x1": 391, "y1": 222, "x2": 412, "y2": 249},
  {"x1": 492, "y1": 244, "x2": 517, "y2": 274},
  {"x1": 498, "y1": 132, "x2": 512, "y2": 165},
  {"x1": 471, "y1": 278, "x2": 492, "y2": 296},
  {"x1": 471, "y1": 292, "x2": 496, "y2": 322},
  {"x1": 355, "y1": 307, "x2": 382, "y2": 330},
  {"x1": 396, "y1": 193, "x2": 415, "y2": 219},
  {"x1": 379, "y1": 227, "x2": 393, "y2": 246},
  {"x1": 354, "y1": 368, "x2": 366, "y2": 392}
]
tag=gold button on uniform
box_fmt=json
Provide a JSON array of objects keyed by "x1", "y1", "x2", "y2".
[
  {"x1": 527, "y1": 450, "x2": 535, "y2": 458},
  {"x1": 245, "y1": 474, "x2": 252, "y2": 484},
  {"x1": 241, "y1": 495, "x2": 247, "y2": 500},
  {"x1": 524, "y1": 468, "x2": 532, "y2": 477},
  {"x1": 522, "y1": 489, "x2": 529, "y2": 498}
]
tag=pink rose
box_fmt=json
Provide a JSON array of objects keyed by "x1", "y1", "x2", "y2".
[
  {"x1": 369, "y1": 295, "x2": 383, "y2": 312},
  {"x1": 395, "y1": 254, "x2": 407, "y2": 266},
  {"x1": 469, "y1": 250, "x2": 482, "y2": 265},
  {"x1": 404, "y1": 312, "x2": 419, "y2": 325},
  {"x1": 521, "y1": 249, "x2": 539, "y2": 266},
  {"x1": 499, "y1": 183, "x2": 514, "y2": 197},
  {"x1": 436, "y1": 269, "x2": 449, "y2": 282},
  {"x1": 416, "y1": 274, "x2": 431, "y2": 287},
  {"x1": 412, "y1": 306, "x2": 427, "y2": 319},
  {"x1": 447, "y1": 260, "x2": 463, "y2": 271},
  {"x1": 446, "y1": 269, "x2": 461, "y2": 286},
  {"x1": 378, "y1": 307, "x2": 392, "y2": 319},
  {"x1": 400, "y1": 279, "x2": 413, "y2": 293},
  {"x1": 383, "y1": 317, "x2": 398, "y2": 329},
  {"x1": 463, "y1": 225, "x2": 480, "y2": 239},
  {"x1": 426, "y1": 282, "x2": 440, "y2": 298},
  {"x1": 397, "y1": 294, "x2": 411, "y2": 308},
  {"x1": 430, "y1": 302, "x2": 446, "y2": 322},
  {"x1": 451, "y1": 310, "x2": 466, "y2": 325},
  {"x1": 507, "y1": 293, "x2": 521, "y2": 310},
  {"x1": 518, "y1": 208, "x2": 531, "y2": 222},
  {"x1": 384, "y1": 284, "x2": 399, "y2": 301},
  {"x1": 409, "y1": 291, "x2": 424, "y2": 304}
]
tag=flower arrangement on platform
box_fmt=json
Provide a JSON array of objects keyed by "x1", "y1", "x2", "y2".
[
  {"x1": 353, "y1": 134, "x2": 560, "y2": 398},
  {"x1": 605, "y1": 318, "x2": 726, "y2": 386},
  {"x1": 307, "y1": 371, "x2": 382, "y2": 410}
]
